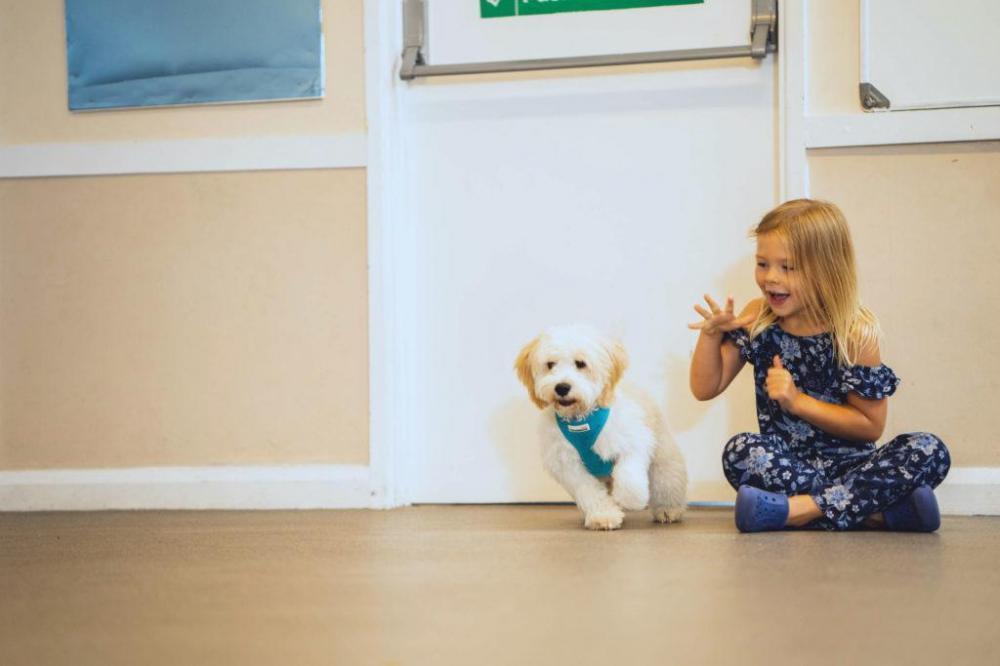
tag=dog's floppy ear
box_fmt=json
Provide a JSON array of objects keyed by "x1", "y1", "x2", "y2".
[
  {"x1": 598, "y1": 339, "x2": 628, "y2": 408},
  {"x1": 514, "y1": 336, "x2": 548, "y2": 409}
]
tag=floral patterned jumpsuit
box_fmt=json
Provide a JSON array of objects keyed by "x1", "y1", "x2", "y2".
[{"x1": 722, "y1": 325, "x2": 951, "y2": 530}]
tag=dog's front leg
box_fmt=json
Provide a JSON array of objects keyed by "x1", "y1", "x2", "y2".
[
  {"x1": 546, "y1": 451, "x2": 624, "y2": 530},
  {"x1": 610, "y1": 454, "x2": 651, "y2": 511}
]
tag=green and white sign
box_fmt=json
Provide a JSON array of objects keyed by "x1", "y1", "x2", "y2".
[{"x1": 480, "y1": 0, "x2": 703, "y2": 19}]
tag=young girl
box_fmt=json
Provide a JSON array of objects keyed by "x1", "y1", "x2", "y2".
[{"x1": 688, "y1": 199, "x2": 951, "y2": 532}]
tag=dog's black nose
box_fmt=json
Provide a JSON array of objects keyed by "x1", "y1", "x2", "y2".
[{"x1": 555, "y1": 383, "x2": 571, "y2": 397}]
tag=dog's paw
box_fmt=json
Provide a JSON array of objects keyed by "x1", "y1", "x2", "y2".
[
  {"x1": 612, "y1": 484, "x2": 649, "y2": 512},
  {"x1": 651, "y1": 506, "x2": 686, "y2": 524},
  {"x1": 584, "y1": 507, "x2": 625, "y2": 531}
]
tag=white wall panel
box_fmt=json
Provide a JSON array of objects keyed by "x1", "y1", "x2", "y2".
[{"x1": 399, "y1": 63, "x2": 776, "y2": 502}]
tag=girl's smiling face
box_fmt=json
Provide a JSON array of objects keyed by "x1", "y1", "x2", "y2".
[{"x1": 755, "y1": 232, "x2": 808, "y2": 328}]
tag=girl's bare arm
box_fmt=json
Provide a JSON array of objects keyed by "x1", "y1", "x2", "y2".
[
  {"x1": 766, "y1": 343, "x2": 887, "y2": 442},
  {"x1": 689, "y1": 297, "x2": 759, "y2": 401}
]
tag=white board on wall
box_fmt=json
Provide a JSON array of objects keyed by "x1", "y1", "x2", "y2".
[
  {"x1": 425, "y1": 0, "x2": 752, "y2": 65},
  {"x1": 861, "y1": 0, "x2": 1000, "y2": 111}
]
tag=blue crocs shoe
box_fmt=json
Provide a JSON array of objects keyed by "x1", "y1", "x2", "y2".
[
  {"x1": 883, "y1": 485, "x2": 941, "y2": 532},
  {"x1": 735, "y1": 485, "x2": 790, "y2": 533}
]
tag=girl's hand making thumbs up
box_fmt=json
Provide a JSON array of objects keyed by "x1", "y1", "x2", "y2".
[{"x1": 766, "y1": 355, "x2": 801, "y2": 412}]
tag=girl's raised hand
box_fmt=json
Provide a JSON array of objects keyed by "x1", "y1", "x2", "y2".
[{"x1": 688, "y1": 294, "x2": 755, "y2": 336}]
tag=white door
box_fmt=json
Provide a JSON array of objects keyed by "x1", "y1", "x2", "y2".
[{"x1": 387, "y1": 1, "x2": 779, "y2": 503}]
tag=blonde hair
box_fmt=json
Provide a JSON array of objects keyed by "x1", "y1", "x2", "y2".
[{"x1": 748, "y1": 199, "x2": 881, "y2": 366}]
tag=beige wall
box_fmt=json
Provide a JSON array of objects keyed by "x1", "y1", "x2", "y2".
[
  {"x1": 0, "y1": 0, "x2": 365, "y2": 144},
  {"x1": 0, "y1": 171, "x2": 369, "y2": 469},
  {"x1": 806, "y1": 5, "x2": 1000, "y2": 467},
  {"x1": 0, "y1": 1, "x2": 369, "y2": 470},
  {"x1": 810, "y1": 143, "x2": 1000, "y2": 467}
]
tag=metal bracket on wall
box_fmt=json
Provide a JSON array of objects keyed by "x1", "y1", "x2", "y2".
[
  {"x1": 399, "y1": 0, "x2": 778, "y2": 81},
  {"x1": 859, "y1": 82, "x2": 891, "y2": 111}
]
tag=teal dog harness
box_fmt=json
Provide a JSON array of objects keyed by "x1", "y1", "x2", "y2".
[{"x1": 556, "y1": 407, "x2": 614, "y2": 477}]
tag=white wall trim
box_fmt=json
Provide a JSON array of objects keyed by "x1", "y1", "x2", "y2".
[
  {"x1": 2, "y1": 463, "x2": 991, "y2": 514},
  {"x1": 778, "y1": 0, "x2": 810, "y2": 199},
  {"x1": 667, "y1": 469, "x2": 1000, "y2": 516},
  {"x1": 364, "y1": 0, "x2": 414, "y2": 508},
  {"x1": 936, "y1": 467, "x2": 1000, "y2": 516},
  {"x1": 805, "y1": 106, "x2": 1000, "y2": 149},
  {"x1": 0, "y1": 464, "x2": 373, "y2": 511},
  {"x1": 0, "y1": 133, "x2": 367, "y2": 179}
]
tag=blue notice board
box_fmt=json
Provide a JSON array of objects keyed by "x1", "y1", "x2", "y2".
[{"x1": 65, "y1": 0, "x2": 324, "y2": 111}]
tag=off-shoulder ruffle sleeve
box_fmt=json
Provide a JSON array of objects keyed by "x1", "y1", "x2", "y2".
[
  {"x1": 838, "y1": 363, "x2": 900, "y2": 399},
  {"x1": 723, "y1": 329, "x2": 753, "y2": 365}
]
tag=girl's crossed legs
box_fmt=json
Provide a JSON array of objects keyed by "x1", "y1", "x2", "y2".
[{"x1": 722, "y1": 432, "x2": 951, "y2": 530}]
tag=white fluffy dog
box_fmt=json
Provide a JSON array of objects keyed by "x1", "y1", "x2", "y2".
[{"x1": 514, "y1": 325, "x2": 688, "y2": 530}]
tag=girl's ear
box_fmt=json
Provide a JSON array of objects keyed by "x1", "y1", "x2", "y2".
[
  {"x1": 598, "y1": 339, "x2": 629, "y2": 408},
  {"x1": 514, "y1": 336, "x2": 548, "y2": 409}
]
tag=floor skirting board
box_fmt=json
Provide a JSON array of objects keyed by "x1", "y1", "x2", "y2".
[
  {"x1": 0, "y1": 465, "x2": 373, "y2": 511},
  {"x1": 0, "y1": 465, "x2": 996, "y2": 514}
]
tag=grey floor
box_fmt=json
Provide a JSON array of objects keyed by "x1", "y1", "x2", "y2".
[{"x1": 2, "y1": 506, "x2": 998, "y2": 666}]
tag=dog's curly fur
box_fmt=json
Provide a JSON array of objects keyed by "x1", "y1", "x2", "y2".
[{"x1": 515, "y1": 325, "x2": 688, "y2": 530}]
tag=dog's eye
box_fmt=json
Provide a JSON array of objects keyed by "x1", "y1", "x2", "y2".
[
  {"x1": 575, "y1": 360, "x2": 587, "y2": 369},
  {"x1": 546, "y1": 361, "x2": 556, "y2": 370}
]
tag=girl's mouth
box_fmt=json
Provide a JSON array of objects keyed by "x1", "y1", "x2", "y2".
[{"x1": 767, "y1": 291, "x2": 790, "y2": 307}]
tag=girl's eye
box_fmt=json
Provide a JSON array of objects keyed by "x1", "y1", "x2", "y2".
[
  {"x1": 756, "y1": 261, "x2": 766, "y2": 268},
  {"x1": 575, "y1": 360, "x2": 587, "y2": 369},
  {"x1": 546, "y1": 361, "x2": 555, "y2": 370}
]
